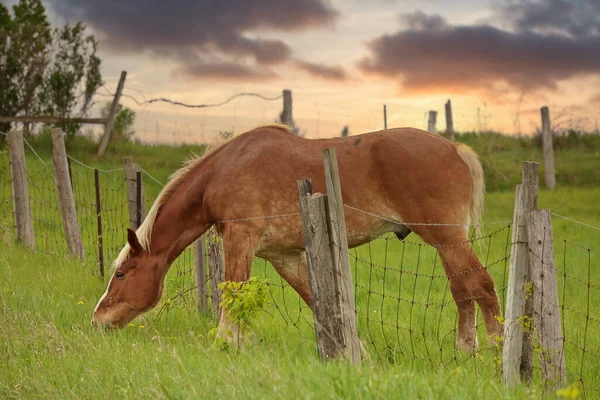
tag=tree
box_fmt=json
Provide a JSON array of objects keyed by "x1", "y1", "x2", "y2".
[
  {"x1": 0, "y1": 0, "x2": 52, "y2": 135},
  {"x1": 0, "y1": 0, "x2": 102, "y2": 141},
  {"x1": 100, "y1": 102, "x2": 136, "y2": 142},
  {"x1": 41, "y1": 22, "x2": 103, "y2": 137}
]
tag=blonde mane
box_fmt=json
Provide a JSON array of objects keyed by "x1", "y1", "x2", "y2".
[{"x1": 112, "y1": 124, "x2": 293, "y2": 269}]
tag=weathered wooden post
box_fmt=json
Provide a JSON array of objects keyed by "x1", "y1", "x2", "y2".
[
  {"x1": 124, "y1": 157, "x2": 146, "y2": 229},
  {"x1": 280, "y1": 89, "x2": 294, "y2": 130},
  {"x1": 541, "y1": 106, "x2": 556, "y2": 189},
  {"x1": 427, "y1": 111, "x2": 437, "y2": 133},
  {"x1": 7, "y1": 130, "x2": 35, "y2": 249},
  {"x1": 208, "y1": 228, "x2": 225, "y2": 317},
  {"x1": 526, "y1": 209, "x2": 566, "y2": 389},
  {"x1": 445, "y1": 100, "x2": 455, "y2": 141},
  {"x1": 94, "y1": 169, "x2": 105, "y2": 278},
  {"x1": 51, "y1": 128, "x2": 84, "y2": 260},
  {"x1": 97, "y1": 70, "x2": 127, "y2": 157},
  {"x1": 296, "y1": 148, "x2": 361, "y2": 364},
  {"x1": 503, "y1": 161, "x2": 539, "y2": 386},
  {"x1": 383, "y1": 104, "x2": 387, "y2": 129},
  {"x1": 194, "y1": 235, "x2": 208, "y2": 312}
]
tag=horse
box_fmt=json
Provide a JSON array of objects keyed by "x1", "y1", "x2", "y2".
[{"x1": 92, "y1": 124, "x2": 501, "y2": 350}]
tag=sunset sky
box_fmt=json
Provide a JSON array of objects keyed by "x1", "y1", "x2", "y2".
[{"x1": 14, "y1": 0, "x2": 600, "y2": 142}]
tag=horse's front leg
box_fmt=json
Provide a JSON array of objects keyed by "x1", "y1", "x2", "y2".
[{"x1": 214, "y1": 226, "x2": 259, "y2": 348}]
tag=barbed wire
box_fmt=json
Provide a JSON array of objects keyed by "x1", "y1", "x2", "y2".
[
  {"x1": 98, "y1": 88, "x2": 283, "y2": 109},
  {"x1": 552, "y1": 212, "x2": 600, "y2": 232}
]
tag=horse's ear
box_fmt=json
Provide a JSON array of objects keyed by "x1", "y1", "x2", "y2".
[{"x1": 127, "y1": 228, "x2": 143, "y2": 255}]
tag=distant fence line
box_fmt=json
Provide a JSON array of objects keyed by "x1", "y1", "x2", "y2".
[{"x1": 1, "y1": 129, "x2": 599, "y2": 394}]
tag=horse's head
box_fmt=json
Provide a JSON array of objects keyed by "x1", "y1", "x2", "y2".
[{"x1": 91, "y1": 229, "x2": 165, "y2": 328}]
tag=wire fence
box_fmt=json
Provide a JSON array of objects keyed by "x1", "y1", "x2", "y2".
[{"x1": 1, "y1": 130, "x2": 599, "y2": 393}]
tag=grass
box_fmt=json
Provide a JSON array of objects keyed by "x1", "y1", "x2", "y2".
[{"x1": 1, "y1": 132, "x2": 599, "y2": 398}]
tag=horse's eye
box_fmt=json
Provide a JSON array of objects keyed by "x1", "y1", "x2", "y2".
[{"x1": 115, "y1": 271, "x2": 125, "y2": 280}]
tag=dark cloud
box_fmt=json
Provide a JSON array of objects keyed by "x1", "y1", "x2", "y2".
[
  {"x1": 295, "y1": 60, "x2": 347, "y2": 81},
  {"x1": 47, "y1": 0, "x2": 337, "y2": 80},
  {"x1": 173, "y1": 61, "x2": 278, "y2": 81},
  {"x1": 499, "y1": 0, "x2": 600, "y2": 38},
  {"x1": 358, "y1": 7, "x2": 600, "y2": 96}
]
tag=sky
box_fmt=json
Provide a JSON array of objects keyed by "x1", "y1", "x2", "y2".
[{"x1": 6, "y1": 0, "x2": 600, "y2": 142}]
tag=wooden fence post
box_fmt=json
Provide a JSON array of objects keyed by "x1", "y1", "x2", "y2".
[
  {"x1": 383, "y1": 104, "x2": 387, "y2": 129},
  {"x1": 445, "y1": 100, "x2": 455, "y2": 141},
  {"x1": 124, "y1": 157, "x2": 146, "y2": 229},
  {"x1": 208, "y1": 228, "x2": 225, "y2": 317},
  {"x1": 97, "y1": 70, "x2": 127, "y2": 157},
  {"x1": 194, "y1": 235, "x2": 208, "y2": 312},
  {"x1": 503, "y1": 161, "x2": 539, "y2": 386},
  {"x1": 7, "y1": 130, "x2": 35, "y2": 249},
  {"x1": 428, "y1": 111, "x2": 437, "y2": 133},
  {"x1": 526, "y1": 209, "x2": 566, "y2": 389},
  {"x1": 296, "y1": 148, "x2": 361, "y2": 364},
  {"x1": 280, "y1": 89, "x2": 294, "y2": 131},
  {"x1": 51, "y1": 128, "x2": 84, "y2": 260},
  {"x1": 541, "y1": 106, "x2": 556, "y2": 189},
  {"x1": 94, "y1": 169, "x2": 105, "y2": 278},
  {"x1": 322, "y1": 148, "x2": 361, "y2": 364}
]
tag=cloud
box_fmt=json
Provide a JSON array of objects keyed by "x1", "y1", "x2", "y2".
[
  {"x1": 295, "y1": 60, "x2": 347, "y2": 81},
  {"x1": 358, "y1": 5, "x2": 600, "y2": 96},
  {"x1": 499, "y1": 0, "x2": 600, "y2": 38},
  {"x1": 173, "y1": 61, "x2": 278, "y2": 81},
  {"x1": 47, "y1": 0, "x2": 337, "y2": 80}
]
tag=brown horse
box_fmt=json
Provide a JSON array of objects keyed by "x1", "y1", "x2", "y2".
[{"x1": 92, "y1": 124, "x2": 501, "y2": 350}]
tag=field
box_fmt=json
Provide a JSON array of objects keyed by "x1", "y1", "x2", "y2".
[{"x1": 1, "y1": 131, "x2": 599, "y2": 399}]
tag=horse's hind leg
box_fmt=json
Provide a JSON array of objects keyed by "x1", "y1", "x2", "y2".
[
  {"x1": 412, "y1": 225, "x2": 501, "y2": 350},
  {"x1": 438, "y1": 242, "x2": 502, "y2": 347}
]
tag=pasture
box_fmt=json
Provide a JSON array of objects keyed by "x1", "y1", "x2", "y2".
[{"x1": 1, "y1": 132, "x2": 599, "y2": 399}]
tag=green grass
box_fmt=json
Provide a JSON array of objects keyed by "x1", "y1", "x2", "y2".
[{"x1": 1, "y1": 133, "x2": 599, "y2": 398}]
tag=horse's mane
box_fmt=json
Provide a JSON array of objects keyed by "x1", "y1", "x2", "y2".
[{"x1": 112, "y1": 123, "x2": 293, "y2": 269}]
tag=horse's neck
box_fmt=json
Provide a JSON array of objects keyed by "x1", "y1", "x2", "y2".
[{"x1": 149, "y1": 161, "x2": 214, "y2": 265}]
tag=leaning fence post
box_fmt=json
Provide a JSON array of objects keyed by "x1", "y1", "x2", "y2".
[
  {"x1": 7, "y1": 130, "x2": 35, "y2": 249},
  {"x1": 194, "y1": 235, "x2": 208, "y2": 312},
  {"x1": 124, "y1": 157, "x2": 146, "y2": 229},
  {"x1": 526, "y1": 209, "x2": 566, "y2": 389},
  {"x1": 51, "y1": 128, "x2": 84, "y2": 260},
  {"x1": 503, "y1": 161, "x2": 539, "y2": 386}
]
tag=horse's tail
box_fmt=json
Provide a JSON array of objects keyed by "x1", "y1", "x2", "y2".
[{"x1": 455, "y1": 143, "x2": 485, "y2": 239}]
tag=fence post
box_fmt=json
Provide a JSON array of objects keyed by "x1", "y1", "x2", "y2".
[
  {"x1": 503, "y1": 161, "x2": 539, "y2": 386},
  {"x1": 94, "y1": 169, "x2": 105, "y2": 278},
  {"x1": 124, "y1": 157, "x2": 146, "y2": 229},
  {"x1": 526, "y1": 209, "x2": 566, "y2": 389},
  {"x1": 280, "y1": 89, "x2": 294, "y2": 131},
  {"x1": 51, "y1": 128, "x2": 84, "y2": 260},
  {"x1": 383, "y1": 104, "x2": 387, "y2": 129},
  {"x1": 297, "y1": 183, "x2": 344, "y2": 360},
  {"x1": 445, "y1": 100, "x2": 455, "y2": 141},
  {"x1": 541, "y1": 106, "x2": 556, "y2": 189},
  {"x1": 194, "y1": 235, "x2": 208, "y2": 312},
  {"x1": 427, "y1": 111, "x2": 437, "y2": 133},
  {"x1": 208, "y1": 228, "x2": 225, "y2": 317},
  {"x1": 322, "y1": 148, "x2": 361, "y2": 364},
  {"x1": 97, "y1": 70, "x2": 127, "y2": 157},
  {"x1": 7, "y1": 130, "x2": 35, "y2": 249}
]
